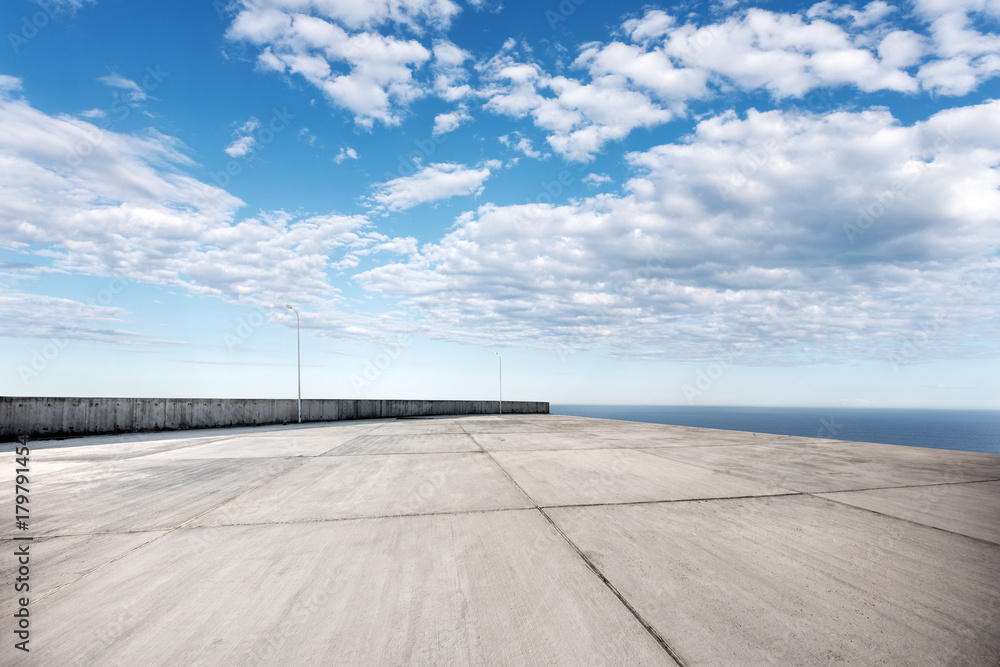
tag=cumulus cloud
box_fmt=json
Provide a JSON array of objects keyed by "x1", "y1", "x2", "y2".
[
  {"x1": 807, "y1": 1, "x2": 896, "y2": 27},
  {"x1": 432, "y1": 40, "x2": 472, "y2": 101},
  {"x1": 333, "y1": 146, "x2": 359, "y2": 163},
  {"x1": 225, "y1": 0, "x2": 464, "y2": 127},
  {"x1": 479, "y1": 46, "x2": 672, "y2": 161},
  {"x1": 475, "y1": 7, "x2": 940, "y2": 161},
  {"x1": 0, "y1": 75, "x2": 23, "y2": 94},
  {"x1": 498, "y1": 131, "x2": 545, "y2": 159},
  {"x1": 369, "y1": 160, "x2": 499, "y2": 211},
  {"x1": 432, "y1": 104, "x2": 470, "y2": 135},
  {"x1": 583, "y1": 172, "x2": 612, "y2": 186},
  {"x1": 224, "y1": 117, "x2": 260, "y2": 157},
  {"x1": 356, "y1": 102, "x2": 1000, "y2": 361},
  {"x1": 913, "y1": 0, "x2": 1000, "y2": 95},
  {"x1": 0, "y1": 83, "x2": 394, "y2": 341}
]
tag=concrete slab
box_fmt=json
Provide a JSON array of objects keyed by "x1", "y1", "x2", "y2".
[
  {"x1": 192, "y1": 453, "x2": 532, "y2": 526},
  {"x1": 0, "y1": 531, "x2": 163, "y2": 608},
  {"x1": 579, "y1": 431, "x2": 773, "y2": 449},
  {"x1": 492, "y1": 449, "x2": 795, "y2": 507},
  {"x1": 0, "y1": 457, "x2": 303, "y2": 536},
  {"x1": 547, "y1": 495, "x2": 1000, "y2": 666},
  {"x1": 0, "y1": 420, "x2": 387, "y2": 462},
  {"x1": 472, "y1": 432, "x2": 628, "y2": 451},
  {"x1": 1, "y1": 432, "x2": 243, "y2": 462},
  {"x1": 818, "y1": 480, "x2": 1000, "y2": 545},
  {"x1": 7, "y1": 413, "x2": 999, "y2": 665},
  {"x1": 329, "y1": 433, "x2": 482, "y2": 455},
  {"x1": 458, "y1": 421, "x2": 563, "y2": 434},
  {"x1": 139, "y1": 432, "x2": 364, "y2": 459},
  {"x1": 29, "y1": 511, "x2": 671, "y2": 666},
  {"x1": 369, "y1": 419, "x2": 471, "y2": 435},
  {"x1": 644, "y1": 439, "x2": 1000, "y2": 492}
]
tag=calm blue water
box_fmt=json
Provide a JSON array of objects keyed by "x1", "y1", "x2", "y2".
[{"x1": 551, "y1": 405, "x2": 1000, "y2": 454}]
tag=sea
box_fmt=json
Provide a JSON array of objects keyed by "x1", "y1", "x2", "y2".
[{"x1": 550, "y1": 405, "x2": 1000, "y2": 455}]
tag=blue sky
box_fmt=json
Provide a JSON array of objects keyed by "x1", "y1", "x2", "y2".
[{"x1": 1, "y1": 0, "x2": 998, "y2": 408}]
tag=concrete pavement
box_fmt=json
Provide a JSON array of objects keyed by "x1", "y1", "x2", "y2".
[{"x1": 2, "y1": 414, "x2": 999, "y2": 665}]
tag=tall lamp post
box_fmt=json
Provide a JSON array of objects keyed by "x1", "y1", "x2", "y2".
[
  {"x1": 285, "y1": 304, "x2": 301, "y2": 424},
  {"x1": 493, "y1": 351, "x2": 502, "y2": 415}
]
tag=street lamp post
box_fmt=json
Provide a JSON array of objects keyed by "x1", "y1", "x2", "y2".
[
  {"x1": 493, "y1": 351, "x2": 502, "y2": 415},
  {"x1": 285, "y1": 304, "x2": 301, "y2": 424}
]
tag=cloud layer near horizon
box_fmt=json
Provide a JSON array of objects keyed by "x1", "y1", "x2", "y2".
[{"x1": 2, "y1": 1, "x2": 999, "y2": 368}]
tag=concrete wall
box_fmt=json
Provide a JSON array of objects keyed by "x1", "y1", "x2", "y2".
[{"x1": 0, "y1": 397, "x2": 549, "y2": 440}]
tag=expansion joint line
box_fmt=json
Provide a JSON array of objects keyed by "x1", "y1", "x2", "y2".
[
  {"x1": 33, "y1": 455, "x2": 314, "y2": 604},
  {"x1": 467, "y1": 432, "x2": 686, "y2": 667}
]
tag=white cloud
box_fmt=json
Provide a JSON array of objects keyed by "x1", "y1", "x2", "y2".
[
  {"x1": 660, "y1": 9, "x2": 919, "y2": 96},
  {"x1": 370, "y1": 160, "x2": 499, "y2": 211},
  {"x1": 476, "y1": 7, "x2": 949, "y2": 162},
  {"x1": 913, "y1": 0, "x2": 1000, "y2": 94},
  {"x1": 807, "y1": 1, "x2": 896, "y2": 26},
  {"x1": 583, "y1": 173, "x2": 612, "y2": 186},
  {"x1": 623, "y1": 9, "x2": 675, "y2": 43},
  {"x1": 298, "y1": 127, "x2": 317, "y2": 145},
  {"x1": 498, "y1": 132, "x2": 545, "y2": 159},
  {"x1": 479, "y1": 47, "x2": 672, "y2": 162},
  {"x1": 574, "y1": 40, "x2": 708, "y2": 106},
  {"x1": 0, "y1": 291, "x2": 131, "y2": 342},
  {"x1": 224, "y1": 117, "x2": 261, "y2": 158},
  {"x1": 333, "y1": 146, "x2": 359, "y2": 163},
  {"x1": 432, "y1": 104, "x2": 471, "y2": 135},
  {"x1": 0, "y1": 75, "x2": 22, "y2": 94},
  {"x1": 0, "y1": 84, "x2": 393, "y2": 340},
  {"x1": 37, "y1": 0, "x2": 95, "y2": 12},
  {"x1": 878, "y1": 30, "x2": 927, "y2": 69},
  {"x1": 432, "y1": 40, "x2": 472, "y2": 101},
  {"x1": 356, "y1": 102, "x2": 1000, "y2": 360},
  {"x1": 98, "y1": 73, "x2": 150, "y2": 105},
  {"x1": 225, "y1": 0, "x2": 465, "y2": 127}
]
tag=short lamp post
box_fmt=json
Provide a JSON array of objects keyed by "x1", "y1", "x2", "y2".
[
  {"x1": 494, "y1": 351, "x2": 502, "y2": 415},
  {"x1": 285, "y1": 304, "x2": 301, "y2": 424}
]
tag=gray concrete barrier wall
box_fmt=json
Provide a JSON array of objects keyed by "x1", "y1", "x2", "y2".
[{"x1": 0, "y1": 397, "x2": 549, "y2": 440}]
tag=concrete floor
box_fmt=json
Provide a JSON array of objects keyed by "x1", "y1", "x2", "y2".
[{"x1": 2, "y1": 414, "x2": 999, "y2": 665}]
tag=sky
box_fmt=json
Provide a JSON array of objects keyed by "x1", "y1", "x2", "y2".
[{"x1": 1, "y1": 0, "x2": 999, "y2": 408}]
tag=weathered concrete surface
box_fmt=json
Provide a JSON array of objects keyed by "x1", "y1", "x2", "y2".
[
  {"x1": 0, "y1": 397, "x2": 548, "y2": 440},
  {"x1": 2, "y1": 414, "x2": 998, "y2": 665},
  {"x1": 547, "y1": 495, "x2": 1000, "y2": 666},
  {"x1": 642, "y1": 438, "x2": 1000, "y2": 492},
  {"x1": 818, "y1": 480, "x2": 1000, "y2": 544},
  {"x1": 330, "y1": 433, "x2": 481, "y2": 455},
  {"x1": 490, "y1": 449, "x2": 793, "y2": 506}
]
